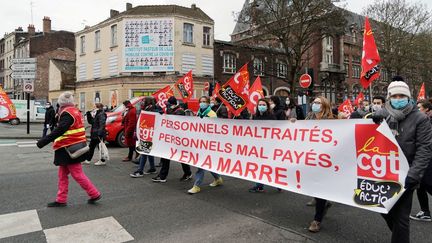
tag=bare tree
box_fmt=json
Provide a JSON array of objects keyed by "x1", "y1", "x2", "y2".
[
  {"x1": 234, "y1": 0, "x2": 346, "y2": 94},
  {"x1": 364, "y1": 0, "x2": 432, "y2": 78}
]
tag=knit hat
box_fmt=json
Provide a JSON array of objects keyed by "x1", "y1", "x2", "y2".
[
  {"x1": 387, "y1": 77, "x2": 411, "y2": 98},
  {"x1": 57, "y1": 91, "x2": 75, "y2": 107},
  {"x1": 167, "y1": 96, "x2": 177, "y2": 105}
]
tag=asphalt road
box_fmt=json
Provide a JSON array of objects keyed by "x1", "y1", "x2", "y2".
[{"x1": 0, "y1": 138, "x2": 431, "y2": 242}]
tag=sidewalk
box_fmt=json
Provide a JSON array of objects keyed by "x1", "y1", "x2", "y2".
[{"x1": 0, "y1": 122, "x2": 91, "y2": 139}]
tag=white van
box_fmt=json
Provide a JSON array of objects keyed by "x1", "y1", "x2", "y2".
[{"x1": 10, "y1": 99, "x2": 46, "y2": 124}]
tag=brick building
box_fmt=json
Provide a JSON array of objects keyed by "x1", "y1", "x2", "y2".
[{"x1": 14, "y1": 17, "x2": 75, "y2": 101}]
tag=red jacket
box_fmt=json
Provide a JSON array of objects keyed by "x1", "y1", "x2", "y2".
[{"x1": 123, "y1": 106, "x2": 137, "y2": 147}]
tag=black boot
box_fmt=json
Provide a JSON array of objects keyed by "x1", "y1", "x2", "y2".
[{"x1": 47, "y1": 201, "x2": 67, "y2": 207}]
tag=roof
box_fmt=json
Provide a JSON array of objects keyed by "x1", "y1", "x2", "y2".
[{"x1": 51, "y1": 59, "x2": 75, "y2": 75}]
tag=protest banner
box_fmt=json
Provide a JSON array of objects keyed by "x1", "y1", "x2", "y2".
[
  {"x1": 152, "y1": 85, "x2": 174, "y2": 111},
  {"x1": 247, "y1": 77, "x2": 264, "y2": 115},
  {"x1": 338, "y1": 99, "x2": 354, "y2": 117},
  {"x1": 218, "y1": 64, "x2": 250, "y2": 117},
  {"x1": 175, "y1": 70, "x2": 194, "y2": 102},
  {"x1": 354, "y1": 92, "x2": 365, "y2": 107},
  {"x1": 0, "y1": 86, "x2": 17, "y2": 122},
  {"x1": 136, "y1": 112, "x2": 409, "y2": 214}
]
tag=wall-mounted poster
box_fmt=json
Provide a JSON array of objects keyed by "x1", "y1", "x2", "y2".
[
  {"x1": 123, "y1": 18, "x2": 174, "y2": 72},
  {"x1": 110, "y1": 90, "x2": 118, "y2": 109}
]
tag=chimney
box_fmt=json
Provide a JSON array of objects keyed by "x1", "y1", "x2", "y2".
[
  {"x1": 126, "y1": 3, "x2": 132, "y2": 10},
  {"x1": 191, "y1": 4, "x2": 197, "y2": 10},
  {"x1": 43, "y1": 16, "x2": 51, "y2": 33},
  {"x1": 28, "y1": 24, "x2": 35, "y2": 37},
  {"x1": 15, "y1": 27, "x2": 23, "y2": 32},
  {"x1": 110, "y1": 9, "x2": 120, "y2": 17}
]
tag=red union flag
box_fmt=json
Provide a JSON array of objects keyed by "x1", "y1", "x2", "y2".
[
  {"x1": 218, "y1": 64, "x2": 250, "y2": 117},
  {"x1": 338, "y1": 99, "x2": 354, "y2": 116},
  {"x1": 152, "y1": 85, "x2": 174, "y2": 111},
  {"x1": 0, "y1": 86, "x2": 17, "y2": 122},
  {"x1": 417, "y1": 83, "x2": 426, "y2": 100},
  {"x1": 354, "y1": 92, "x2": 365, "y2": 107},
  {"x1": 212, "y1": 82, "x2": 221, "y2": 100},
  {"x1": 247, "y1": 77, "x2": 264, "y2": 114},
  {"x1": 360, "y1": 17, "x2": 381, "y2": 89},
  {"x1": 175, "y1": 70, "x2": 194, "y2": 102}
]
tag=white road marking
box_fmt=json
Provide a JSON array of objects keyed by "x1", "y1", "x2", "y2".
[
  {"x1": 16, "y1": 141, "x2": 37, "y2": 144},
  {"x1": 44, "y1": 216, "x2": 134, "y2": 243},
  {"x1": 17, "y1": 144, "x2": 37, "y2": 148},
  {"x1": 0, "y1": 209, "x2": 42, "y2": 239},
  {"x1": 0, "y1": 144, "x2": 16, "y2": 147}
]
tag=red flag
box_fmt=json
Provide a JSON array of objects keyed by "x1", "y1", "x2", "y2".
[
  {"x1": 338, "y1": 99, "x2": 354, "y2": 117},
  {"x1": 152, "y1": 85, "x2": 174, "y2": 111},
  {"x1": 246, "y1": 77, "x2": 264, "y2": 114},
  {"x1": 175, "y1": 70, "x2": 194, "y2": 102},
  {"x1": 360, "y1": 17, "x2": 381, "y2": 89},
  {"x1": 217, "y1": 64, "x2": 250, "y2": 117},
  {"x1": 354, "y1": 92, "x2": 365, "y2": 107},
  {"x1": 0, "y1": 86, "x2": 17, "y2": 122},
  {"x1": 212, "y1": 82, "x2": 221, "y2": 100},
  {"x1": 417, "y1": 83, "x2": 426, "y2": 100}
]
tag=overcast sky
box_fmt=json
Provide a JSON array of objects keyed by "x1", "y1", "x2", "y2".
[{"x1": 1, "y1": 0, "x2": 431, "y2": 41}]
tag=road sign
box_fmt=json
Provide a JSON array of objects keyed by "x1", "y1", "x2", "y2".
[
  {"x1": 299, "y1": 74, "x2": 312, "y2": 89},
  {"x1": 10, "y1": 63, "x2": 36, "y2": 72},
  {"x1": 11, "y1": 72, "x2": 36, "y2": 79},
  {"x1": 23, "y1": 80, "x2": 34, "y2": 92},
  {"x1": 11, "y1": 58, "x2": 36, "y2": 64}
]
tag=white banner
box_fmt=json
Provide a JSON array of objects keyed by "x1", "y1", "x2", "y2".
[{"x1": 136, "y1": 112, "x2": 409, "y2": 214}]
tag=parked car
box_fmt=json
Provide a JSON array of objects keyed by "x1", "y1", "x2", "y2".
[{"x1": 105, "y1": 96, "x2": 199, "y2": 147}]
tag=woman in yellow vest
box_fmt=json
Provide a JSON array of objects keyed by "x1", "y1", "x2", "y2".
[{"x1": 37, "y1": 92, "x2": 101, "y2": 207}]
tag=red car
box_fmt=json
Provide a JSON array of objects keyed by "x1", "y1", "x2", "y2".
[{"x1": 105, "y1": 96, "x2": 199, "y2": 147}]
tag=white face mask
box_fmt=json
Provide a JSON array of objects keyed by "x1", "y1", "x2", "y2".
[
  {"x1": 270, "y1": 104, "x2": 276, "y2": 109},
  {"x1": 285, "y1": 100, "x2": 290, "y2": 105},
  {"x1": 372, "y1": 105, "x2": 382, "y2": 112}
]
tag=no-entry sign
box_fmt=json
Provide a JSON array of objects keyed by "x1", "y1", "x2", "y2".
[{"x1": 299, "y1": 74, "x2": 312, "y2": 89}]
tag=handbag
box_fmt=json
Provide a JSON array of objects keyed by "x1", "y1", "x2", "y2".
[
  {"x1": 65, "y1": 142, "x2": 90, "y2": 159},
  {"x1": 99, "y1": 139, "x2": 110, "y2": 161}
]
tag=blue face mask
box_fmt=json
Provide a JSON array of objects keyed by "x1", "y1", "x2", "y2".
[
  {"x1": 200, "y1": 102, "x2": 209, "y2": 110},
  {"x1": 258, "y1": 105, "x2": 267, "y2": 113},
  {"x1": 390, "y1": 98, "x2": 409, "y2": 109},
  {"x1": 312, "y1": 103, "x2": 321, "y2": 113}
]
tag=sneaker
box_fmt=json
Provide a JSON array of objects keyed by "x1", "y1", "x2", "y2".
[
  {"x1": 152, "y1": 176, "x2": 167, "y2": 183},
  {"x1": 306, "y1": 198, "x2": 316, "y2": 206},
  {"x1": 47, "y1": 201, "x2": 67, "y2": 207},
  {"x1": 130, "y1": 171, "x2": 144, "y2": 178},
  {"x1": 88, "y1": 194, "x2": 101, "y2": 204},
  {"x1": 209, "y1": 177, "x2": 223, "y2": 187},
  {"x1": 82, "y1": 160, "x2": 91, "y2": 165},
  {"x1": 122, "y1": 157, "x2": 131, "y2": 162},
  {"x1": 249, "y1": 186, "x2": 264, "y2": 193},
  {"x1": 188, "y1": 186, "x2": 201, "y2": 194},
  {"x1": 94, "y1": 160, "x2": 106, "y2": 166},
  {"x1": 410, "y1": 211, "x2": 432, "y2": 222},
  {"x1": 180, "y1": 174, "x2": 193, "y2": 181},
  {"x1": 308, "y1": 220, "x2": 321, "y2": 233},
  {"x1": 143, "y1": 169, "x2": 157, "y2": 175}
]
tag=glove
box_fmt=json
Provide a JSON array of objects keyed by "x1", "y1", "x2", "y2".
[
  {"x1": 36, "y1": 140, "x2": 45, "y2": 149},
  {"x1": 404, "y1": 176, "x2": 419, "y2": 190},
  {"x1": 371, "y1": 114, "x2": 384, "y2": 124}
]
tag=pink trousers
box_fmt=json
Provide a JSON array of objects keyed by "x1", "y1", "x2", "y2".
[{"x1": 56, "y1": 163, "x2": 100, "y2": 203}]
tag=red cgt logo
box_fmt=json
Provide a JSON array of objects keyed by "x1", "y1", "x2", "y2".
[
  {"x1": 355, "y1": 124, "x2": 400, "y2": 181},
  {"x1": 139, "y1": 113, "x2": 155, "y2": 142}
]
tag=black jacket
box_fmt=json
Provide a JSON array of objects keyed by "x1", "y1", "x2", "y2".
[
  {"x1": 37, "y1": 111, "x2": 88, "y2": 166},
  {"x1": 86, "y1": 109, "x2": 107, "y2": 139},
  {"x1": 272, "y1": 105, "x2": 285, "y2": 120},
  {"x1": 212, "y1": 103, "x2": 229, "y2": 119},
  {"x1": 166, "y1": 105, "x2": 185, "y2": 116},
  {"x1": 44, "y1": 106, "x2": 56, "y2": 126},
  {"x1": 253, "y1": 111, "x2": 276, "y2": 120}
]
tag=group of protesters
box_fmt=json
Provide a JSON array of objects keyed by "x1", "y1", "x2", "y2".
[{"x1": 35, "y1": 75, "x2": 432, "y2": 243}]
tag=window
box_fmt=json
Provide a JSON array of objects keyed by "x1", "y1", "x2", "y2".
[
  {"x1": 352, "y1": 56, "x2": 361, "y2": 63},
  {"x1": 326, "y1": 36, "x2": 333, "y2": 47},
  {"x1": 203, "y1": 27, "x2": 211, "y2": 46},
  {"x1": 80, "y1": 92, "x2": 85, "y2": 111},
  {"x1": 325, "y1": 53, "x2": 333, "y2": 64},
  {"x1": 80, "y1": 36, "x2": 85, "y2": 54},
  {"x1": 344, "y1": 55, "x2": 350, "y2": 63},
  {"x1": 277, "y1": 62, "x2": 287, "y2": 78},
  {"x1": 344, "y1": 64, "x2": 349, "y2": 77},
  {"x1": 95, "y1": 30, "x2": 101, "y2": 51},
  {"x1": 352, "y1": 65, "x2": 360, "y2": 78},
  {"x1": 253, "y1": 58, "x2": 264, "y2": 76},
  {"x1": 183, "y1": 23, "x2": 194, "y2": 44},
  {"x1": 110, "y1": 25, "x2": 117, "y2": 47},
  {"x1": 223, "y1": 53, "x2": 236, "y2": 73},
  {"x1": 381, "y1": 68, "x2": 388, "y2": 81}
]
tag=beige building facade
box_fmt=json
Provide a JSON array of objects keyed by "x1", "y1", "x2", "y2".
[{"x1": 75, "y1": 3, "x2": 214, "y2": 111}]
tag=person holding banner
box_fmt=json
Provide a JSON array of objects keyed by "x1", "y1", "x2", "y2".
[
  {"x1": 306, "y1": 96, "x2": 335, "y2": 233},
  {"x1": 130, "y1": 97, "x2": 158, "y2": 177},
  {"x1": 372, "y1": 77, "x2": 432, "y2": 242},
  {"x1": 284, "y1": 97, "x2": 297, "y2": 120},
  {"x1": 248, "y1": 98, "x2": 276, "y2": 193},
  {"x1": 188, "y1": 96, "x2": 223, "y2": 194},
  {"x1": 152, "y1": 96, "x2": 192, "y2": 183},
  {"x1": 122, "y1": 100, "x2": 137, "y2": 162},
  {"x1": 269, "y1": 96, "x2": 286, "y2": 120}
]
